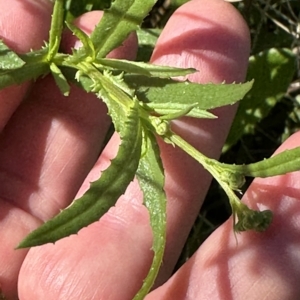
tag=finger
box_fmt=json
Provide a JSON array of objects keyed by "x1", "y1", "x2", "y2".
[
  {"x1": 0, "y1": 1, "x2": 52, "y2": 297},
  {"x1": 151, "y1": 0, "x2": 250, "y2": 283},
  {"x1": 147, "y1": 131, "x2": 300, "y2": 300},
  {"x1": 0, "y1": 11, "x2": 137, "y2": 298},
  {"x1": 19, "y1": 0, "x2": 250, "y2": 299},
  {"x1": 0, "y1": 0, "x2": 52, "y2": 131}
]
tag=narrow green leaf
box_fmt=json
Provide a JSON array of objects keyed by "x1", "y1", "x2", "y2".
[
  {"x1": 223, "y1": 147, "x2": 300, "y2": 178},
  {"x1": 95, "y1": 58, "x2": 196, "y2": 77},
  {"x1": 134, "y1": 129, "x2": 167, "y2": 299},
  {"x1": 66, "y1": 21, "x2": 95, "y2": 60},
  {"x1": 0, "y1": 40, "x2": 25, "y2": 70},
  {"x1": 47, "y1": 0, "x2": 64, "y2": 61},
  {"x1": 90, "y1": 0, "x2": 157, "y2": 58},
  {"x1": 144, "y1": 102, "x2": 216, "y2": 119},
  {"x1": 50, "y1": 63, "x2": 70, "y2": 96},
  {"x1": 224, "y1": 48, "x2": 296, "y2": 151},
  {"x1": 95, "y1": 59, "x2": 150, "y2": 76},
  {"x1": 124, "y1": 75, "x2": 254, "y2": 110},
  {"x1": 17, "y1": 102, "x2": 142, "y2": 248}
]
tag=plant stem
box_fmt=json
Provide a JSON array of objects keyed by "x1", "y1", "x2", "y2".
[
  {"x1": 168, "y1": 132, "x2": 221, "y2": 180},
  {"x1": 47, "y1": 0, "x2": 64, "y2": 61}
]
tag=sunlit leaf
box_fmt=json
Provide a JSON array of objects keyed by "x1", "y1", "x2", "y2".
[
  {"x1": 125, "y1": 75, "x2": 253, "y2": 110},
  {"x1": 0, "y1": 40, "x2": 25, "y2": 70},
  {"x1": 134, "y1": 129, "x2": 166, "y2": 299},
  {"x1": 66, "y1": 21, "x2": 96, "y2": 60},
  {"x1": 91, "y1": 0, "x2": 157, "y2": 58},
  {"x1": 144, "y1": 102, "x2": 216, "y2": 119},
  {"x1": 223, "y1": 146, "x2": 300, "y2": 178},
  {"x1": 96, "y1": 58, "x2": 196, "y2": 77},
  {"x1": 0, "y1": 48, "x2": 49, "y2": 89}
]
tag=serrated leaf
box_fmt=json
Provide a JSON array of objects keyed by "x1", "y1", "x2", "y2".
[
  {"x1": 0, "y1": 48, "x2": 49, "y2": 89},
  {"x1": 90, "y1": 0, "x2": 157, "y2": 58},
  {"x1": 134, "y1": 129, "x2": 166, "y2": 299},
  {"x1": 0, "y1": 40, "x2": 25, "y2": 70},
  {"x1": 50, "y1": 63, "x2": 70, "y2": 96},
  {"x1": 224, "y1": 48, "x2": 296, "y2": 151},
  {"x1": 93, "y1": 69, "x2": 136, "y2": 130},
  {"x1": 125, "y1": 75, "x2": 253, "y2": 110},
  {"x1": 17, "y1": 102, "x2": 142, "y2": 248},
  {"x1": 225, "y1": 146, "x2": 300, "y2": 178},
  {"x1": 95, "y1": 58, "x2": 196, "y2": 77}
]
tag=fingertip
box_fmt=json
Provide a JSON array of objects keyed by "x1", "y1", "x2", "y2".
[
  {"x1": 151, "y1": 0, "x2": 250, "y2": 83},
  {"x1": 0, "y1": 0, "x2": 52, "y2": 52},
  {"x1": 0, "y1": 0, "x2": 53, "y2": 130}
]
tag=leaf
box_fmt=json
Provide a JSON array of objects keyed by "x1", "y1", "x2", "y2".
[
  {"x1": 50, "y1": 63, "x2": 70, "y2": 96},
  {"x1": 224, "y1": 48, "x2": 296, "y2": 151},
  {"x1": 136, "y1": 28, "x2": 161, "y2": 61},
  {"x1": 125, "y1": 74, "x2": 254, "y2": 110},
  {"x1": 66, "y1": 21, "x2": 95, "y2": 60},
  {"x1": 0, "y1": 40, "x2": 25, "y2": 70},
  {"x1": 92, "y1": 69, "x2": 136, "y2": 129},
  {"x1": 134, "y1": 129, "x2": 167, "y2": 299},
  {"x1": 225, "y1": 146, "x2": 300, "y2": 178},
  {"x1": 0, "y1": 48, "x2": 49, "y2": 89},
  {"x1": 95, "y1": 58, "x2": 196, "y2": 77},
  {"x1": 144, "y1": 102, "x2": 216, "y2": 119},
  {"x1": 17, "y1": 101, "x2": 142, "y2": 248},
  {"x1": 90, "y1": 0, "x2": 157, "y2": 58}
]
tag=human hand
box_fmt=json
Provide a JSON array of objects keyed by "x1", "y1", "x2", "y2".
[{"x1": 1, "y1": 0, "x2": 300, "y2": 299}]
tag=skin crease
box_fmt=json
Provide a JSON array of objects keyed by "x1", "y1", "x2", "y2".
[{"x1": 0, "y1": 0, "x2": 299, "y2": 299}]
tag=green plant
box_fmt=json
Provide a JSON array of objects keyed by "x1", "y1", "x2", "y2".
[{"x1": 0, "y1": 0, "x2": 299, "y2": 299}]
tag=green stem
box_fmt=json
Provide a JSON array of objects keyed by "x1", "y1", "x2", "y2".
[
  {"x1": 168, "y1": 133, "x2": 220, "y2": 179},
  {"x1": 167, "y1": 131, "x2": 244, "y2": 223},
  {"x1": 169, "y1": 131, "x2": 239, "y2": 196},
  {"x1": 47, "y1": 0, "x2": 64, "y2": 61}
]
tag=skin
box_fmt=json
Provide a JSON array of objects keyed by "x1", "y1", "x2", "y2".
[{"x1": 0, "y1": 0, "x2": 300, "y2": 299}]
